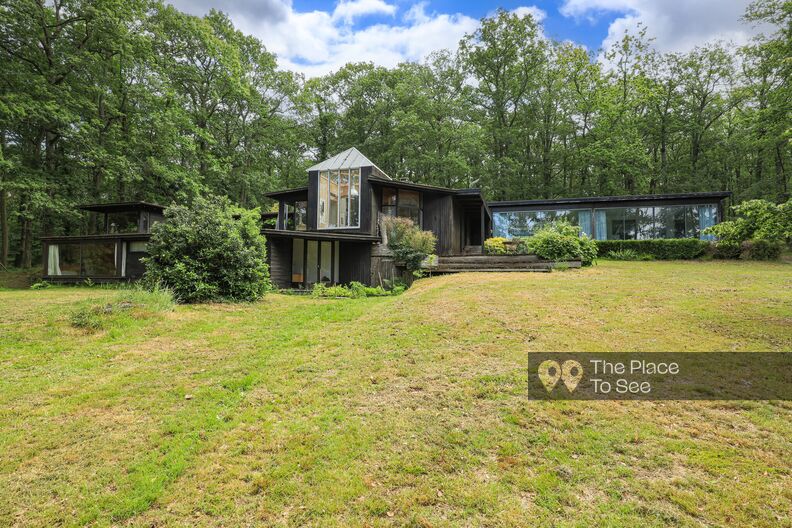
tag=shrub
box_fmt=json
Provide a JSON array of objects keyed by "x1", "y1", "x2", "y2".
[
  {"x1": 312, "y1": 281, "x2": 405, "y2": 298},
  {"x1": 705, "y1": 198, "x2": 791, "y2": 260},
  {"x1": 484, "y1": 237, "x2": 508, "y2": 255},
  {"x1": 519, "y1": 221, "x2": 598, "y2": 265},
  {"x1": 143, "y1": 196, "x2": 271, "y2": 303},
  {"x1": 604, "y1": 249, "x2": 654, "y2": 261},
  {"x1": 595, "y1": 239, "x2": 709, "y2": 260},
  {"x1": 382, "y1": 216, "x2": 437, "y2": 274},
  {"x1": 739, "y1": 239, "x2": 783, "y2": 260}
]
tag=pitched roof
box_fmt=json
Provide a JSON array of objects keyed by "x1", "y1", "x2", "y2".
[{"x1": 307, "y1": 147, "x2": 389, "y2": 177}]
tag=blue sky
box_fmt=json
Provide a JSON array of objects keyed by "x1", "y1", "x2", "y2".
[{"x1": 168, "y1": 0, "x2": 764, "y2": 76}]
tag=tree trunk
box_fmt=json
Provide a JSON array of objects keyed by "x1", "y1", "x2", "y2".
[{"x1": 0, "y1": 185, "x2": 7, "y2": 269}]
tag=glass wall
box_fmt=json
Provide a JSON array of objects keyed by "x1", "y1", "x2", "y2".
[
  {"x1": 492, "y1": 209, "x2": 592, "y2": 238},
  {"x1": 493, "y1": 203, "x2": 718, "y2": 241},
  {"x1": 46, "y1": 242, "x2": 121, "y2": 277},
  {"x1": 292, "y1": 239, "x2": 341, "y2": 287},
  {"x1": 317, "y1": 168, "x2": 361, "y2": 228},
  {"x1": 594, "y1": 204, "x2": 717, "y2": 240}
]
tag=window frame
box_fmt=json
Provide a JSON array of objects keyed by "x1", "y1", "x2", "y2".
[
  {"x1": 317, "y1": 168, "x2": 361, "y2": 230},
  {"x1": 380, "y1": 186, "x2": 423, "y2": 227}
]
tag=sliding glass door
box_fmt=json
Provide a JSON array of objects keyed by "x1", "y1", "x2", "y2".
[{"x1": 291, "y1": 239, "x2": 340, "y2": 288}]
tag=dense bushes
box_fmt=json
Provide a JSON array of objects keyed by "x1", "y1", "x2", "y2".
[
  {"x1": 312, "y1": 281, "x2": 406, "y2": 298},
  {"x1": 705, "y1": 199, "x2": 790, "y2": 260},
  {"x1": 596, "y1": 239, "x2": 709, "y2": 260},
  {"x1": 382, "y1": 216, "x2": 437, "y2": 273},
  {"x1": 143, "y1": 196, "x2": 271, "y2": 303},
  {"x1": 483, "y1": 237, "x2": 508, "y2": 255},
  {"x1": 484, "y1": 222, "x2": 597, "y2": 265}
]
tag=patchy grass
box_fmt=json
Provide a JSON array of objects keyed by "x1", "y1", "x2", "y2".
[{"x1": 0, "y1": 261, "x2": 790, "y2": 527}]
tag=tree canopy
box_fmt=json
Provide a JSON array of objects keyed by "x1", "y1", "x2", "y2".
[{"x1": 1, "y1": 0, "x2": 789, "y2": 267}]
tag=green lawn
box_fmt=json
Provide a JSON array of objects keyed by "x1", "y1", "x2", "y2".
[{"x1": 1, "y1": 261, "x2": 790, "y2": 527}]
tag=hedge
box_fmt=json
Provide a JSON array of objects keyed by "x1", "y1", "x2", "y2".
[{"x1": 596, "y1": 239, "x2": 709, "y2": 260}]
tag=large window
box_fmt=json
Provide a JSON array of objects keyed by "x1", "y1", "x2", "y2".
[
  {"x1": 285, "y1": 201, "x2": 308, "y2": 231},
  {"x1": 492, "y1": 209, "x2": 591, "y2": 238},
  {"x1": 594, "y1": 205, "x2": 718, "y2": 240},
  {"x1": 318, "y1": 168, "x2": 361, "y2": 229},
  {"x1": 381, "y1": 187, "x2": 421, "y2": 226},
  {"x1": 493, "y1": 204, "x2": 718, "y2": 241},
  {"x1": 46, "y1": 242, "x2": 121, "y2": 277},
  {"x1": 107, "y1": 212, "x2": 139, "y2": 233}
]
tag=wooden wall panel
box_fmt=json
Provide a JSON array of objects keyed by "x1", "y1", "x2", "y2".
[
  {"x1": 267, "y1": 237, "x2": 292, "y2": 289},
  {"x1": 339, "y1": 242, "x2": 372, "y2": 284}
]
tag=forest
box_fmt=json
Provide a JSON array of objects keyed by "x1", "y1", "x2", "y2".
[{"x1": 0, "y1": 0, "x2": 789, "y2": 268}]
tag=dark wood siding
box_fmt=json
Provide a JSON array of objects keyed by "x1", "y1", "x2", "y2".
[
  {"x1": 339, "y1": 241, "x2": 371, "y2": 284},
  {"x1": 267, "y1": 237, "x2": 292, "y2": 289},
  {"x1": 306, "y1": 170, "x2": 318, "y2": 230},
  {"x1": 423, "y1": 194, "x2": 455, "y2": 256}
]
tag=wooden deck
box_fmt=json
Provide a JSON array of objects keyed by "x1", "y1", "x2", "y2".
[{"x1": 428, "y1": 254, "x2": 581, "y2": 273}]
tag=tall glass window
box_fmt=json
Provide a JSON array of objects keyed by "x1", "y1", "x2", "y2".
[
  {"x1": 318, "y1": 172, "x2": 329, "y2": 228},
  {"x1": 286, "y1": 201, "x2": 308, "y2": 231},
  {"x1": 306, "y1": 241, "x2": 318, "y2": 284},
  {"x1": 318, "y1": 169, "x2": 360, "y2": 228},
  {"x1": 350, "y1": 170, "x2": 360, "y2": 226},
  {"x1": 292, "y1": 239, "x2": 304, "y2": 284},
  {"x1": 320, "y1": 241, "x2": 332, "y2": 283}
]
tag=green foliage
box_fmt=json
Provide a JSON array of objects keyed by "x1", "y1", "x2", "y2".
[
  {"x1": 739, "y1": 239, "x2": 783, "y2": 260},
  {"x1": 311, "y1": 281, "x2": 404, "y2": 299},
  {"x1": 30, "y1": 281, "x2": 51, "y2": 290},
  {"x1": 520, "y1": 221, "x2": 598, "y2": 265},
  {"x1": 143, "y1": 196, "x2": 270, "y2": 303},
  {"x1": 705, "y1": 199, "x2": 790, "y2": 260},
  {"x1": 382, "y1": 216, "x2": 437, "y2": 273},
  {"x1": 595, "y1": 239, "x2": 710, "y2": 260},
  {"x1": 604, "y1": 249, "x2": 654, "y2": 261},
  {"x1": 483, "y1": 237, "x2": 508, "y2": 255}
]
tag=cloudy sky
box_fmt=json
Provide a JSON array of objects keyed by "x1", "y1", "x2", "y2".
[{"x1": 167, "y1": 0, "x2": 765, "y2": 77}]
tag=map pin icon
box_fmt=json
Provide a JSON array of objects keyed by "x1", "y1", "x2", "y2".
[
  {"x1": 561, "y1": 360, "x2": 583, "y2": 392},
  {"x1": 538, "y1": 360, "x2": 562, "y2": 392}
]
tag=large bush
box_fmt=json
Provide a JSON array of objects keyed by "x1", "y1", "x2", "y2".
[
  {"x1": 522, "y1": 221, "x2": 597, "y2": 265},
  {"x1": 705, "y1": 199, "x2": 790, "y2": 260},
  {"x1": 382, "y1": 216, "x2": 437, "y2": 273},
  {"x1": 143, "y1": 196, "x2": 270, "y2": 303},
  {"x1": 595, "y1": 239, "x2": 709, "y2": 260}
]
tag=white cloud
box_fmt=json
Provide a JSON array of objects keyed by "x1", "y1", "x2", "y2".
[
  {"x1": 512, "y1": 5, "x2": 547, "y2": 23},
  {"x1": 173, "y1": 0, "x2": 485, "y2": 77},
  {"x1": 332, "y1": 0, "x2": 396, "y2": 25},
  {"x1": 559, "y1": 0, "x2": 767, "y2": 54}
]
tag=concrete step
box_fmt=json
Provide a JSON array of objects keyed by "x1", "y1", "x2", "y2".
[
  {"x1": 431, "y1": 268, "x2": 552, "y2": 273},
  {"x1": 438, "y1": 255, "x2": 542, "y2": 264}
]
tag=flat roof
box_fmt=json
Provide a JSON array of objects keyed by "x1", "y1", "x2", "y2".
[
  {"x1": 263, "y1": 187, "x2": 309, "y2": 199},
  {"x1": 368, "y1": 175, "x2": 483, "y2": 196},
  {"x1": 78, "y1": 201, "x2": 165, "y2": 213},
  {"x1": 262, "y1": 229, "x2": 381, "y2": 242},
  {"x1": 488, "y1": 191, "x2": 732, "y2": 208}
]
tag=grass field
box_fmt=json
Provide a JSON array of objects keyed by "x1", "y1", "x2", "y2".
[{"x1": 1, "y1": 261, "x2": 790, "y2": 527}]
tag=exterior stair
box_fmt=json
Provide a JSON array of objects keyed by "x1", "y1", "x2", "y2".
[{"x1": 428, "y1": 254, "x2": 581, "y2": 273}]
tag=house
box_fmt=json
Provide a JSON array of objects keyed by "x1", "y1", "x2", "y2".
[
  {"x1": 41, "y1": 202, "x2": 164, "y2": 282},
  {"x1": 263, "y1": 148, "x2": 731, "y2": 288},
  {"x1": 40, "y1": 148, "x2": 732, "y2": 285}
]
